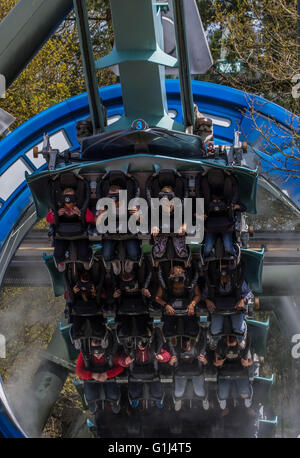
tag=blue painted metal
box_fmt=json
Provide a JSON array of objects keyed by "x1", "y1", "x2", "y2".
[
  {"x1": 0, "y1": 413, "x2": 24, "y2": 438},
  {"x1": 0, "y1": 378, "x2": 26, "y2": 438}
]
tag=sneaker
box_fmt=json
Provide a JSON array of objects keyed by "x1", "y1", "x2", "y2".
[
  {"x1": 111, "y1": 402, "x2": 121, "y2": 414},
  {"x1": 112, "y1": 260, "x2": 121, "y2": 276},
  {"x1": 153, "y1": 235, "x2": 168, "y2": 258},
  {"x1": 173, "y1": 236, "x2": 188, "y2": 258},
  {"x1": 156, "y1": 400, "x2": 164, "y2": 409},
  {"x1": 244, "y1": 398, "x2": 252, "y2": 408},
  {"x1": 219, "y1": 399, "x2": 227, "y2": 410},
  {"x1": 202, "y1": 398, "x2": 210, "y2": 411},
  {"x1": 88, "y1": 401, "x2": 97, "y2": 415},
  {"x1": 174, "y1": 400, "x2": 182, "y2": 411},
  {"x1": 57, "y1": 262, "x2": 66, "y2": 272},
  {"x1": 124, "y1": 259, "x2": 134, "y2": 273},
  {"x1": 131, "y1": 400, "x2": 139, "y2": 408}
]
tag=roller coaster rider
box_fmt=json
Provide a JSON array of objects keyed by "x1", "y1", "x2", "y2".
[
  {"x1": 151, "y1": 185, "x2": 188, "y2": 261},
  {"x1": 76, "y1": 337, "x2": 130, "y2": 415},
  {"x1": 196, "y1": 168, "x2": 246, "y2": 259},
  {"x1": 214, "y1": 335, "x2": 254, "y2": 413},
  {"x1": 155, "y1": 264, "x2": 201, "y2": 337},
  {"x1": 46, "y1": 187, "x2": 94, "y2": 272},
  {"x1": 112, "y1": 262, "x2": 152, "y2": 315},
  {"x1": 96, "y1": 180, "x2": 141, "y2": 275},
  {"x1": 203, "y1": 259, "x2": 252, "y2": 346},
  {"x1": 168, "y1": 335, "x2": 209, "y2": 411},
  {"x1": 121, "y1": 332, "x2": 171, "y2": 409},
  {"x1": 72, "y1": 270, "x2": 97, "y2": 303}
]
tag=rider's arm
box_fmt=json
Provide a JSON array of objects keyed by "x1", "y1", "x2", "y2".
[
  {"x1": 106, "y1": 354, "x2": 126, "y2": 378},
  {"x1": 46, "y1": 210, "x2": 55, "y2": 223},
  {"x1": 191, "y1": 284, "x2": 201, "y2": 306},
  {"x1": 241, "y1": 281, "x2": 253, "y2": 303},
  {"x1": 159, "y1": 348, "x2": 171, "y2": 363},
  {"x1": 85, "y1": 208, "x2": 95, "y2": 223},
  {"x1": 155, "y1": 286, "x2": 168, "y2": 308},
  {"x1": 75, "y1": 353, "x2": 93, "y2": 380}
]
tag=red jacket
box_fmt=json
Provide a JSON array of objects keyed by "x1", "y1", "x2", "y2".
[
  {"x1": 76, "y1": 352, "x2": 125, "y2": 380},
  {"x1": 46, "y1": 207, "x2": 94, "y2": 223}
]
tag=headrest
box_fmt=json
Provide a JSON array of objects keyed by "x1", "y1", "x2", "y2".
[
  {"x1": 207, "y1": 169, "x2": 225, "y2": 190},
  {"x1": 60, "y1": 173, "x2": 78, "y2": 190},
  {"x1": 158, "y1": 169, "x2": 177, "y2": 189},
  {"x1": 108, "y1": 171, "x2": 128, "y2": 189}
]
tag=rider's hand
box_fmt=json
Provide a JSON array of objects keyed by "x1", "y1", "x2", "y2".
[
  {"x1": 156, "y1": 354, "x2": 164, "y2": 361},
  {"x1": 129, "y1": 206, "x2": 138, "y2": 215},
  {"x1": 73, "y1": 285, "x2": 80, "y2": 294},
  {"x1": 92, "y1": 372, "x2": 107, "y2": 382},
  {"x1": 90, "y1": 284, "x2": 96, "y2": 296},
  {"x1": 205, "y1": 299, "x2": 216, "y2": 313},
  {"x1": 214, "y1": 358, "x2": 225, "y2": 367},
  {"x1": 233, "y1": 204, "x2": 241, "y2": 211},
  {"x1": 241, "y1": 358, "x2": 250, "y2": 367},
  {"x1": 169, "y1": 356, "x2": 177, "y2": 366},
  {"x1": 151, "y1": 226, "x2": 160, "y2": 236},
  {"x1": 113, "y1": 289, "x2": 122, "y2": 298},
  {"x1": 236, "y1": 298, "x2": 245, "y2": 310},
  {"x1": 125, "y1": 356, "x2": 135, "y2": 366},
  {"x1": 97, "y1": 372, "x2": 108, "y2": 382},
  {"x1": 165, "y1": 304, "x2": 175, "y2": 316},
  {"x1": 142, "y1": 288, "x2": 151, "y2": 297},
  {"x1": 198, "y1": 354, "x2": 208, "y2": 365},
  {"x1": 178, "y1": 224, "x2": 187, "y2": 236},
  {"x1": 58, "y1": 208, "x2": 65, "y2": 216},
  {"x1": 186, "y1": 303, "x2": 195, "y2": 316},
  {"x1": 73, "y1": 206, "x2": 81, "y2": 216}
]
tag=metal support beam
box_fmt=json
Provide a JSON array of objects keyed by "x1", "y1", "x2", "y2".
[
  {"x1": 95, "y1": 0, "x2": 183, "y2": 131},
  {"x1": 172, "y1": 0, "x2": 194, "y2": 131},
  {"x1": 73, "y1": 0, "x2": 105, "y2": 133},
  {"x1": 0, "y1": 0, "x2": 74, "y2": 89}
]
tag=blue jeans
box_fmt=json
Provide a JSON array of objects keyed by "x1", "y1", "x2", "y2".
[
  {"x1": 211, "y1": 313, "x2": 245, "y2": 342},
  {"x1": 174, "y1": 375, "x2": 206, "y2": 398},
  {"x1": 84, "y1": 381, "x2": 120, "y2": 402},
  {"x1": 102, "y1": 239, "x2": 140, "y2": 261},
  {"x1": 129, "y1": 381, "x2": 163, "y2": 401},
  {"x1": 204, "y1": 232, "x2": 235, "y2": 257},
  {"x1": 218, "y1": 378, "x2": 251, "y2": 400}
]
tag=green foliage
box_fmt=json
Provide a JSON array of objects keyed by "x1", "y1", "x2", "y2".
[
  {"x1": 0, "y1": 0, "x2": 117, "y2": 129},
  {"x1": 198, "y1": 0, "x2": 298, "y2": 112}
]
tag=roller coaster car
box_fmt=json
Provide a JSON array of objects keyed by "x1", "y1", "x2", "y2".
[{"x1": 48, "y1": 172, "x2": 90, "y2": 240}]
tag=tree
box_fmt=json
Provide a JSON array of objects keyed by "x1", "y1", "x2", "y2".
[{"x1": 0, "y1": 0, "x2": 117, "y2": 129}]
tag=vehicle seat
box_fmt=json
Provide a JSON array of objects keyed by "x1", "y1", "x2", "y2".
[
  {"x1": 96, "y1": 170, "x2": 140, "y2": 202},
  {"x1": 145, "y1": 169, "x2": 188, "y2": 202},
  {"x1": 49, "y1": 172, "x2": 90, "y2": 239}
]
